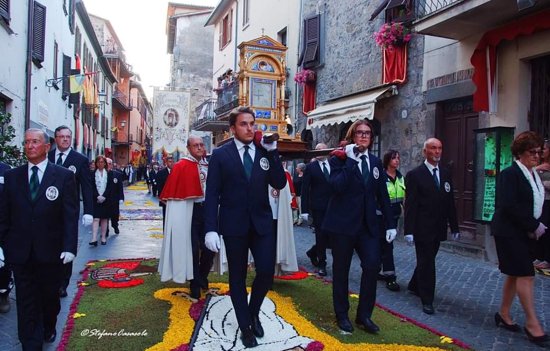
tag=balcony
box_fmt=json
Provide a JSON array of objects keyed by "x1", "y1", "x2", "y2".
[
  {"x1": 214, "y1": 81, "x2": 239, "y2": 118},
  {"x1": 192, "y1": 98, "x2": 229, "y2": 132},
  {"x1": 414, "y1": 0, "x2": 549, "y2": 40},
  {"x1": 112, "y1": 87, "x2": 132, "y2": 111}
]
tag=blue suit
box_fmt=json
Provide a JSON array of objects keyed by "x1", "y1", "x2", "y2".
[
  {"x1": 301, "y1": 160, "x2": 333, "y2": 267},
  {"x1": 0, "y1": 162, "x2": 78, "y2": 349},
  {"x1": 322, "y1": 153, "x2": 394, "y2": 321},
  {"x1": 204, "y1": 140, "x2": 286, "y2": 330}
]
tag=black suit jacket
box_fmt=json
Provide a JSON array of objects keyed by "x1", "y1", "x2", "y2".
[
  {"x1": 301, "y1": 161, "x2": 333, "y2": 214},
  {"x1": 0, "y1": 163, "x2": 79, "y2": 264},
  {"x1": 48, "y1": 149, "x2": 93, "y2": 215},
  {"x1": 491, "y1": 162, "x2": 540, "y2": 238},
  {"x1": 0, "y1": 161, "x2": 10, "y2": 194},
  {"x1": 112, "y1": 169, "x2": 125, "y2": 201},
  {"x1": 404, "y1": 163, "x2": 459, "y2": 242},
  {"x1": 204, "y1": 140, "x2": 287, "y2": 237},
  {"x1": 156, "y1": 168, "x2": 170, "y2": 206}
]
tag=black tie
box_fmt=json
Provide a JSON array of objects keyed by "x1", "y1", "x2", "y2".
[
  {"x1": 433, "y1": 168, "x2": 440, "y2": 189},
  {"x1": 243, "y1": 145, "x2": 253, "y2": 180},
  {"x1": 30, "y1": 166, "x2": 39, "y2": 201},
  {"x1": 322, "y1": 162, "x2": 329, "y2": 181},
  {"x1": 360, "y1": 155, "x2": 369, "y2": 183},
  {"x1": 56, "y1": 153, "x2": 64, "y2": 166}
]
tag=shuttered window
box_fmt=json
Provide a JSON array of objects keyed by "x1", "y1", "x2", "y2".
[
  {"x1": 62, "y1": 55, "x2": 71, "y2": 100},
  {"x1": 219, "y1": 10, "x2": 232, "y2": 50},
  {"x1": 32, "y1": 2, "x2": 46, "y2": 65},
  {"x1": 0, "y1": 0, "x2": 9, "y2": 23},
  {"x1": 68, "y1": 0, "x2": 75, "y2": 34},
  {"x1": 301, "y1": 15, "x2": 320, "y2": 68}
]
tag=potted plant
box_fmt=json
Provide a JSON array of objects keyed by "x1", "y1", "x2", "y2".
[
  {"x1": 294, "y1": 69, "x2": 316, "y2": 86},
  {"x1": 374, "y1": 22, "x2": 412, "y2": 50}
]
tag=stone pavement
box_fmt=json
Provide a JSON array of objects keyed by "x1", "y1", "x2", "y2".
[{"x1": 1, "y1": 183, "x2": 548, "y2": 351}]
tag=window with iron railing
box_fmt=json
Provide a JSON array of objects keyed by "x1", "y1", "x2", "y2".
[{"x1": 415, "y1": 0, "x2": 460, "y2": 20}]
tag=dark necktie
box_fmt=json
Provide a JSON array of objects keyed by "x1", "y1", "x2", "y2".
[
  {"x1": 243, "y1": 145, "x2": 253, "y2": 180},
  {"x1": 360, "y1": 155, "x2": 369, "y2": 183},
  {"x1": 30, "y1": 166, "x2": 39, "y2": 201},
  {"x1": 322, "y1": 162, "x2": 329, "y2": 181},
  {"x1": 56, "y1": 153, "x2": 64, "y2": 165},
  {"x1": 433, "y1": 168, "x2": 440, "y2": 189}
]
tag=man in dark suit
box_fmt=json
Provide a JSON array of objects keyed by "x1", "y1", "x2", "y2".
[
  {"x1": 0, "y1": 128, "x2": 79, "y2": 349},
  {"x1": 107, "y1": 159, "x2": 125, "y2": 235},
  {"x1": 404, "y1": 137, "x2": 459, "y2": 315},
  {"x1": 48, "y1": 125, "x2": 93, "y2": 298},
  {"x1": 301, "y1": 142, "x2": 333, "y2": 276},
  {"x1": 151, "y1": 164, "x2": 160, "y2": 196},
  {"x1": 204, "y1": 106, "x2": 286, "y2": 348},
  {"x1": 322, "y1": 120, "x2": 396, "y2": 334},
  {"x1": 0, "y1": 161, "x2": 12, "y2": 313},
  {"x1": 156, "y1": 155, "x2": 174, "y2": 229}
]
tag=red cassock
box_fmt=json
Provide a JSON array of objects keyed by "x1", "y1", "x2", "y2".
[{"x1": 159, "y1": 158, "x2": 204, "y2": 201}]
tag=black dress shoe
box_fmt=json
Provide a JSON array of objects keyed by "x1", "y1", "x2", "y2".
[
  {"x1": 101, "y1": 240, "x2": 107, "y2": 245},
  {"x1": 114, "y1": 226, "x2": 120, "y2": 234},
  {"x1": 59, "y1": 287, "x2": 68, "y2": 298},
  {"x1": 318, "y1": 267, "x2": 327, "y2": 276},
  {"x1": 355, "y1": 317, "x2": 380, "y2": 333},
  {"x1": 386, "y1": 279, "x2": 400, "y2": 292},
  {"x1": 306, "y1": 248, "x2": 319, "y2": 267},
  {"x1": 494, "y1": 312, "x2": 520, "y2": 332},
  {"x1": 422, "y1": 304, "x2": 435, "y2": 315},
  {"x1": 44, "y1": 330, "x2": 56, "y2": 343},
  {"x1": 251, "y1": 315, "x2": 264, "y2": 338},
  {"x1": 0, "y1": 294, "x2": 10, "y2": 313},
  {"x1": 524, "y1": 327, "x2": 549, "y2": 346},
  {"x1": 336, "y1": 318, "x2": 354, "y2": 333},
  {"x1": 240, "y1": 328, "x2": 258, "y2": 348},
  {"x1": 89, "y1": 241, "x2": 98, "y2": 247}
]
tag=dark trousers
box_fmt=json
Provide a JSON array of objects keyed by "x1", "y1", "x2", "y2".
[
  {"x1": 161, "y1": 204, "x2": 166, "y2": 230},
  {"x1": 223, "y1": 224, "x2": 277, "y2": 331},
  {"x1": 311, "y1": 208, "x2": 328, "y2": 267},
  {"x1": 111, "y1": 203, "x2": 120, "y2": 229},
  {"x1": 330, "y1": 231, "x2": 380, "y2": 320},
  {"x1": 0, "y1": 265, "x2": 13, "y2": 296},
  {"x1": 377, "y1": 215, "x2": 397, "y2": 274},
  {"x1": 60, "y1": 263, "x2": 72, "y2": 290},
  {"x1": 408, "y1": 240, "x2": 441, "y2": 305},
  {"x1": 12, "y1": 261, "x2": 62, "y2": 351},
  {"x1": 189, "y1": 204, "x2": 215, "y2": 290}
]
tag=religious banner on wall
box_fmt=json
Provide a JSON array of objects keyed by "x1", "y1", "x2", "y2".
[{"x1": 152, "y1": 88, "x2": 190, "y2": 155}]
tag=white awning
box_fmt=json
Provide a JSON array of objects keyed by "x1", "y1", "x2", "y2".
[{"x1": 306, "y1": 85, "x2": 398, "y2": 129}]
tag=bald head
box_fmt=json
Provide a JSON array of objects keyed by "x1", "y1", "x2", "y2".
[{"x1": 423, "y1": 138, "x2": 443, "y2": 166}]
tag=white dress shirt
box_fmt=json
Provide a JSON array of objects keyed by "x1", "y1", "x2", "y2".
[
  {"x1": 28, "y1": 158, "x2": 48, "y2": 183},
  {"x1": 356, "y1": 152, "x2": 370, "y2": 175},
  {"x1": 234, "y1": 138, "x2": 256, "y2": 164},
  {"x1": 55, "y1": 148, "x2": 71, "y2": 165},
  {"x1": 424, "y1": 160, "x2": 440, "y2": 184},
  {"x1": 317, "y1": 159, "x2": 331, "y2": 174}
]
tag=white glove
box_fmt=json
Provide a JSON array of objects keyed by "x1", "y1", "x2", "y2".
[
  {"x1": 452, "y1": 232, "x2": 461, "y2": 241},
  {"x1": 60, "y1": 252, "x2": 75, "y2": 264},
  {"x1": 119, "y1": 200, "x2": 124, "y2": 205},
  {"x1": 386, "y1": 229, "x2": 397, "y2": 243},
  {"x1": 205, "y1": 231, "x2": 221, "y2": 253},
  {"x1": 301, "y1": 213, "x2": 309, "y2": 221},
  {"x1": 345, "y1": 144, "x2": 357, "y2": 159},
  {"x1": 260, "y1": 138, "x2": 277, "y2": 152},
  {"x1": 405, "y1": 234, "x2": 414, "y2": 246},
  {"x1": 82, "y1": 214, "x2": 93, "y2": 226},
  {"x1": 0, "y1": 247, "x2": 4, "y2": 268},
  {"x1": 535, "y1": 222, "x2": 547, "y2": 240}
]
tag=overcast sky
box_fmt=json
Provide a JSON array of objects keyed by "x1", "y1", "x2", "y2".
[{"x1": 84, "y1": 0, "x2": 219, "y2": 99}]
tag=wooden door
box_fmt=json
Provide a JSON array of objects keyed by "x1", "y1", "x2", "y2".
[{"x1": 437, "y1": 98, "x2": 478, "y2": 241}]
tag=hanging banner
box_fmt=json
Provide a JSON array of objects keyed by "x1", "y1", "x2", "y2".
[{"x1": 152, "y1": 88, "x2": 190, "y2": 154}]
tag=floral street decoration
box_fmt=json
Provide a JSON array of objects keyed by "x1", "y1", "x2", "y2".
[
  {"x1": 294, "y1": 69, "x2": 316, "y2": 86},
  {"x1": 374, "y1": 22, "x2": 412, "y2": 50}
]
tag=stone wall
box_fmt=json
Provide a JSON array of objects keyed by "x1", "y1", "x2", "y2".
[{"x1": 299, "y1": 0, "x2": 429, "y2": 173}]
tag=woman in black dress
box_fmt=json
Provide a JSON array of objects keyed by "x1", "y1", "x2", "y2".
[
  {"x1": 491, "y1": 131, "x2": 548, "y2": 345},
  {"x1": 90, "y1": 155, "x2": 115, "y2": 246}
]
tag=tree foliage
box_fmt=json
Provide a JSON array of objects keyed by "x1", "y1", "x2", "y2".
[{"x1": 0, "y1": 111, "x2": 25, "y2": 166}]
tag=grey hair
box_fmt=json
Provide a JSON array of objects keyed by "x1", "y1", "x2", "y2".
[
  {"x1": 296, "y1": 163, "x2": 306, "y2": 171},
  {"x1": 25, "y1": 128, "x2": 50, "y2": 143},
  {"x1": 187, "y1": 134, "x2": 202, "y2": 146}
]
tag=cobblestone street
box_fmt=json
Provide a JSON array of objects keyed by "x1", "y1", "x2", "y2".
[{"x1": 0, "y1": 184, "x2": 548, "y2": 351}]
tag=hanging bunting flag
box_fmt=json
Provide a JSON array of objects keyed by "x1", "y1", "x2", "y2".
[{"x1": 70, "y1": 74, "x2": 86, "y2": 93}]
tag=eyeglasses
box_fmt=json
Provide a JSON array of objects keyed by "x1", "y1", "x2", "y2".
[
  {"x1": 527, "y1": 149, "x2": 543, "y2": 156},
  {"x1": 354, "y1": 130, "x2": 372, "y2": 137}
]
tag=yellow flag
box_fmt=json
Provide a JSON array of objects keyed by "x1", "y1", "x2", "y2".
[{"x1": 69, "y1": 74, "x2": 85, "y2": 93}]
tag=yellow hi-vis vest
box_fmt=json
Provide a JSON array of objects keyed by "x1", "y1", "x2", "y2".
[{"x1": 386, "y1": 174, "x2": 405, "y2": 204}]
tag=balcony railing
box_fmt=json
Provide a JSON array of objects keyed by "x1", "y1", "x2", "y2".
[
  {"x1": 214, "y1": 81, "x2": 239, "y2": 116},
  {"x1": 113, "y1": 87, "x2": 131, "y2": 110},
  {"x1": 415, "y1": 0, "x2": 461, "y2": 20}
]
